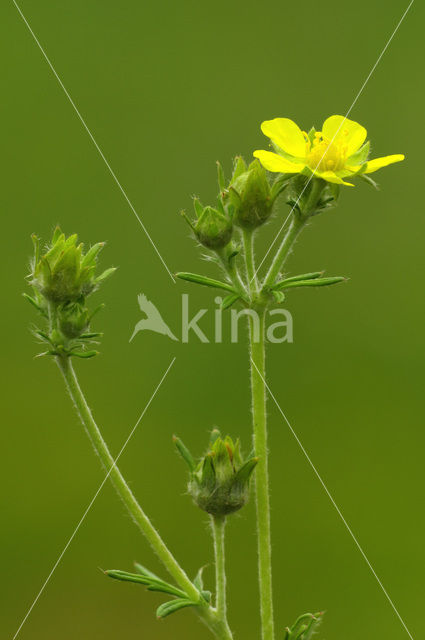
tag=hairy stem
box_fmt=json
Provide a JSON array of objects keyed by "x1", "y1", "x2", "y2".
[
  {"x1": 217, "y1": 248, "x2": 246, "y2": 296},
  {"x1": 56, "y1": 356, "x2": 231, "y2": 639},
  {"x1": 242, "y1": 228, "x2": 258, "y2": 294},
  {"x1": 262, "y1": 216, "x2": 305, "y2": 289},
  {"x1": 212, "y1": 516, "x2": 228, "y2": 619},
  {"x1": 244, "y1": 229, "x2": 274, "y2": 639},
  {"x1": 263, "y1": 179, "x2": 325, "y2": 289},
  {"x1": 249, "y1": 310, "x2": 274, "y2": 640}
]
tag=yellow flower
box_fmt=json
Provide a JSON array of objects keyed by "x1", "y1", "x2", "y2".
[{"x1": 253, "y1": 115, "x2": 404, "y2": 187}]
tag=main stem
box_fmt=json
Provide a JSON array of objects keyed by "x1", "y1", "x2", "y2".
[
  {"x1": 249, "y1": 311, "x2": 274, "y2": 640},
  {"x1": 56, "y1": 356, "x2": 232, "y2": 640},
  {"x1": 212, "y1": 516, "x2": 227, "y2": 619}
]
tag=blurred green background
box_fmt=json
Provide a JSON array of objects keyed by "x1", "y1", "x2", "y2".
[{"x1": 2, "y1": 0, "x2": 423, "y2": 638}]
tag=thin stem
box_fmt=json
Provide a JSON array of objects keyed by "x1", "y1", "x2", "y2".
[
  {"x1": 263, "y1": 179, "x2": 325, "y2": 289},
  {"x1": 56, "y1": 356, "x2": 233, "y2": 640},
  {"x1": 212, "y1": 516, "x2": 227, "y2": 619},
  {"x1": 262, "y1": 216, "x2": 305, "y2": 290},
  {"x1": 217, "y1": 248, "x2": 246, "y2": 296},
  {"x1": 242, "y1": 228, "x2": 258, "y2": 294},
  {"x1": 57, "y1": 356, "x2": 198, "y2": 597},
  {"x1": 248, "y1": 310, "x2": 274, "y2": 640}
]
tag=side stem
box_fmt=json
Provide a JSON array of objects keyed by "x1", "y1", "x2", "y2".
[
  {"x1": 262, "y1": 216, "x2": 305, "y2": 289},
  {"x1": 212, "y1": 515, "x2": 227, "y2": 619},
  {"x1": 56, "y1": 356, "x2": 232, "y2": 640},
  {"x1": 242, "y1": 228, "x2": 258, "y2": 293},
  {"x1": 263, "y1": 179, "x2": 325, "y2": 289}
]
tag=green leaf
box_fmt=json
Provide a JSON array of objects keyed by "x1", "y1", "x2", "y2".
[
  {"x1": 231, "y1": 156, "x2": 247, "y2": 182},
  {"x1": 285, "y1": 612, "x2": 324, "y2": 640},
  {"x1": 193, "y1": 197, "x2": 204, "y2": 219},
  {"x1": 173, "y1": 436, "x2": 196, "y2": 472},
  {"x1": 270, "y1": 174, "x2": 291, "y2": 201},
  {"x1": 273, "y1": 276, "x2": 346, "y2": 291},
  {"x1": 272, "y1": 290, "x2": 285, "y2": 304},
  {"x1": 82, "y1": 242, "x2": 105, "y2": 267},
  {"x1": 96, "y1": 267, "x2": 117, "y2": 283},
  {"x1": 233, "y1": 457, "x2": 258, "y2": 488},
  {"x1": 31, "y1": 233, "x2": 40, "y2": 265},
  {"x1": 359, "y1": 173, "x2": 379, "y2": 190},
  {"x1": 69, "y1": 350, "x2": 99, "y2": 358},
  {"x1": 347, "y1": 140, "x2": 370, "y2": 166},
  {"x1": 23, "y1": 293, "x2": 44, "y2": 314},
  {"x1": 33, "y1": 329, "x2": 53, "y2": 345},
  {"x1": 274, "y1": 272, "x2": 323, "y2": 287},
  {"x1": 216, "y1": 161, "x2": 226, "y2": 191},
  {"x1": 106, "y1": 569, "x2": 187, "y2": 599},
  {"x1": 134, "y1": 563, "x2": 160, "y2": 580},
  {"x1": 221, "y1": 293, "x2": 241, "y2": 310},
  {"x1": 193, "y1": 566, "x2": 205, "y2": 591},
  {"x1": 156, "y1": 598, "x2": 196, "y2": 619},
  {"x1": 176, "y1": 272, "x2": 236, "y2": 293}
]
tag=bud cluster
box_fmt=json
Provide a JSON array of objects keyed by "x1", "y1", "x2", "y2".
[
  {"x1": 25, "y1": 227, "x2": 115, "y2": 358},
  {"x1": 181, "y1": 156, "x2": 289, "y2": 253},
  {"x1": 174, "y1": 429, "x2": 258, "y2": 517}
]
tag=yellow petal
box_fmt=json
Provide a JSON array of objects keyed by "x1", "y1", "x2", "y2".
[
  {"x1": 260, "y1": 118, "x2": 306, "y2": 158},
  {"x1": 322, "y1": 115, "x2": 367, "y2": 156},
  {"x1": 315, "y1": 170, "x2": 354, "y2": 187},
  {"x1": 363, "y1": 154, "x2": 405, "y2": 174},
  {"x1": 253, "y1": 150, "x2": 305, "y2": 174}
]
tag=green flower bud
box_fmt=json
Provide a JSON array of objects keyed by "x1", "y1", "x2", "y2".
[
  {"x1": 174, "y1": 430, "x2": 258, "y2": 517},
  {"x1": 285, "y1": 175, "x2": 337, "y2": 219},
  {"x1": 30, "y1": 227, "x2": 114, "y2": 304},
  {"x1": 194, "y1": 203, "x2": 233, "y2": 250},
  {"x1": 228, "y1": 159, "x2": 274, "y2": 229},
  {"x1": 25, "y1": 227, "x2": 115, "y2": 358}
]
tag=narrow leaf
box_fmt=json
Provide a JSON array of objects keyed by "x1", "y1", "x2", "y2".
[
  {"x1": 176, "y1": 272, "x2": 236, "y2": 293},
  {"x1": 156, "y1": 598, "x2": 196, "y2": 619},
  {"x1": 234, "y1": 457, "x2": 258, "y2": 487},
  {"x1": 272, "y1": 272, "x2": 323, "y2": 289},
  {"x1": 82, "y1": 242, "x2": 105, "y2": 267},
  {"x1": 274, "y1": 277, "x2": 346, "y2": 291},
  {"x1": 134, "y1": 563, "x2": 160, "y2": 580},
  {"x1": 23, "y1": 293, "x2": 44, "y2": 314},
  {"x1": 173, "y1": 436, "x2": 196, "y2": 472},
  {"x1": 221, "y1": 293, "x2": 241, "y2": 310},
  {"x1": 216, "y1": 161, "x2": 226, "y2": 191},
  {"x1": 193, "y1": 197, "x2": 204, "y2": 219},
  {"x1": 106, "y1": 569, "x2": 187, "y2": 598},
  {"x1": 193, "y1": 566, "x2": 205, "y2": 591},
  {"x1": 272, "y1": 290, "x2": 285, "y2": 304},
  {"x1": 70, "y1": 350, "x2": 99, "y2": 358},
  {"x1": 96, "y1": 267, "x2": 117, "y2": 283},
  {"x1": 359, "y1": 173, "x2": 380, "y2": 190}
]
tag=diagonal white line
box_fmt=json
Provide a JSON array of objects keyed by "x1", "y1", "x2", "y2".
[
  {"x1": 250, "y1": 357, "x2": 414, "y2": 640},
  {"x1": 253, "y1": 0, "x2": 414, "y2": 282},
  {"x1": 12, "y1": 357, "x2": 176, "y2": 640},
  {"x1": 12, "y1": 0, "x2": 176, "y2": 283}
]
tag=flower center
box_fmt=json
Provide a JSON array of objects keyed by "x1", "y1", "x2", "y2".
[{"x1": 306, "y1": 132, "x2": 348, "y2": 172}]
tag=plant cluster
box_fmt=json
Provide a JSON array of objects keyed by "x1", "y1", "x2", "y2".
[{"x1": 26, "y1": 114, "x2": 404, "y2": 640}]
